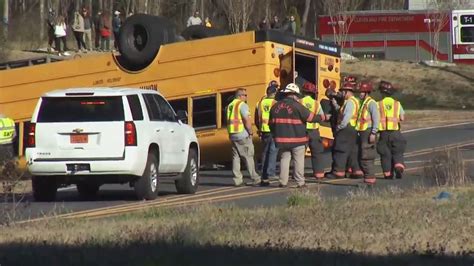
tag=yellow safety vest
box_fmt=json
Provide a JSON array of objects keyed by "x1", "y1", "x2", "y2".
[
  {"x1": 355, "y1": 96, "x2": 377, "y2": 131},
  {"x1": 300, "y1": 95, "x2": 320, "y2": 130},
  {"x1": 257, "y1": 97, "x2": 276, "y2": 132},
  {"x1": 378, "y1": 97, "x2": 401, "y2": 131},
  {"x1": 338, "y1": 96, "x2": 359, "y2": 128},
  {"x1": 0, "y1": 117, "x2": 16, "y2": 145},
  {"x1": 226, "y1": 99, "x2": 244, "y2": 133}
]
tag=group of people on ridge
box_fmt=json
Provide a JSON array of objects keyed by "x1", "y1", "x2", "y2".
[{"x1": 226, "y1": 77, "x2": 406, "y2": 188}]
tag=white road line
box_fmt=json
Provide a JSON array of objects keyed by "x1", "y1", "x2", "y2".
[{"x1": 403, "y1": 121, "x2": 474, "y2": 133}]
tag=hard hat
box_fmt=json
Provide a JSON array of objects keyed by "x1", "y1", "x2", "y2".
[
  {"x1": 282, "y1": 83, "x2": 301, "y2": 95},
  {"x1": 358, "y1": 81, "x2": 373, "y2": 93},
  {"x1": 340, "y1": 82, "x2": 355, "y2": 91},
  {"x1": 379, "y1": 80, "x2": 394, "y2": 93},
  {"x1": 343, "y1": 76, "x2": 357, "y2": 85},
  {"x1": 302, "y1": 81, "x2": 317, "y2": 94}
]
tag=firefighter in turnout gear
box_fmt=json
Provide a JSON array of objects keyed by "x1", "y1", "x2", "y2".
[
  {"x1": 226, "y1": 88, "x2": 261, "y2": 186},
  {"x1": 255, "y1": 84, "x2": 278, "y2": 186},
  {"x1": 300, "y1": 82, "x2": 326, "y2": 179},
  {"x1": 353, "y1": 81, "x2": 379, "y2": 184},
  {"x1": 269, "y1": 83, "x2": 323, "y2": 188},
  {"x1": 377, "y1": 81, "x2": 407, "y2": 179},
  {"x1": 0, "y1": 114, "x2": 16, "y2": 165},
  {"x1": 325, "y1": 82, "x2": 360, "y2": 179}
]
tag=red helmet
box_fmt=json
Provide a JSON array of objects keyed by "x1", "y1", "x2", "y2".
[
  {"x1": 358, "y1": 81, "x2": 373, "y2": 93},
  {"x1": 302, "y1": 81, "x2": 317, "y2": 93},
  {"x1": 379, "y1": 80, "x2": 394, "y2": 94},
  {"x1": 343, "y1": 76, "x2": 357, "y2": 85},
  {"x1": 340, "y1": 82, "x2": 355, "y2": 91}
]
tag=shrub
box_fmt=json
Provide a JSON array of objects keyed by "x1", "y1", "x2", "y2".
[{"x1": 423, "y1": 147, "x2": 470, "y2": 187}]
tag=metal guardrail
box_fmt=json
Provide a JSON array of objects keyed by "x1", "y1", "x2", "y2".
[{"x1": 0, "y1": 55, "x2": 64, "y2": 71}]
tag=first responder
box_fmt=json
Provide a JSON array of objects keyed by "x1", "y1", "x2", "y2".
[
  {"x1": 300, "y1": 82, "x2": 326, "y2": 179},
  {"x1": 377, "y1": 81, "x2": 406, "y2": 179},
  {"x1": 325, "y1": 81, "x2": 360, "y2": 179},
  {"x1": 226, "y1": 88, "x2": 261, "y2": 186},
  {"x1": 269, "y1": 83, "x2": 323, "y2": 188},
  {"x1": 255, "y1": 84, "x2": 278, "y2": 186},
  {"x1": 0, "y1": 114, "x2": 16, "y2": 165},
  {"x1": 353, "y1": 81, "x2": 379, "y2": 184}
]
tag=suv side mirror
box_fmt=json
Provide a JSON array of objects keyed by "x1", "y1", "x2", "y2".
[{"x1": 176, "y1": 110, "x2": 188, "y2": 124}]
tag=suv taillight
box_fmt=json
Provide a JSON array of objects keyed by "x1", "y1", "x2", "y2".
[
  {"x1": 27, "y1": 123, "x2": 36, "y2": 148},
  {"x1": 124, "y1": 121, "x2": 137, "y2": 146}
]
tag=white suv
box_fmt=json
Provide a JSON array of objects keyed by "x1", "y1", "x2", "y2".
[{"x1": 26, "y1": 88, "x2": 200, "y2": 201}]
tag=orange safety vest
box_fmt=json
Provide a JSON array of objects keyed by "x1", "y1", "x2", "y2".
[
  {"x1": 378, "y1": 97, "x2": 401, "y2": 131},
  {"x1": 300, "y1": 95, "x2": 321, "y2": 130},
  {"x1": 337, "y1": 96, "x2": 359, "y2": 128},
  {"x1": 226, "y1": 99, "x2": 245, "y2": 133},
  {"x1": 257, "y1": 97, "x2": 276, "y2": 133},
  {"x1": 355, "y1": 96, "x2": 377, "y2": 131}
]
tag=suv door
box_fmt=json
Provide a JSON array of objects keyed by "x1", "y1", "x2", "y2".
[
  {"x1": 153, "y1": 94, "x2": 188, "y2": 172},
  {"x1": 142, "y1": 94, "x2": 174, "y2": 173}
]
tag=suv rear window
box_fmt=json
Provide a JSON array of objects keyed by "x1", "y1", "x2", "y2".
[{"x1": 37, "y1": 96, "x2": 125, "y2": 122}]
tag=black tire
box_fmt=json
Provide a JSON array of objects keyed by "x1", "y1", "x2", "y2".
[
  {"x1": 181, "y1": 25, "x2": 226, "y2": 40},
  {"x1": 32, "y1": 176, "x2": 57, "y2": 202},
  {"x1": 119, "y1": 14, "x2": 176, "y2": 67},
  {"x1": 76, "y1": 182, "x2": 100, "y2": 199},
  {"x1": 175, "y1": 149, "x2": 199, "y2": 194},
  {"x1": 135, "y1": 152, "x2": 159, "y2": 200}
]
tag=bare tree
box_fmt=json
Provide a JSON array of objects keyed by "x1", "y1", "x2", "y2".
[
  {"x1": 300, "y1": 0, "x2": 311, "y2": 35},
  {"x1": 425, "y1": 0, "x2": 457, "y2": 61},
  {"x1": 218, "y1": 0, "x2": 256, "y2": 33},
  {"x1": 2, "y1": 0, "x2": 8, "y2": 39},
  {"x1": 323, "y1": 0, "x2": 363, "y2": 48}
]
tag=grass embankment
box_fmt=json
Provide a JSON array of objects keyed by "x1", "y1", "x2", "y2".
[
  {"x1": 343, "y1": 60, "x2": 474, "y2": 110},
  {"x1": 403, "y1": 110, "x2": 474, "y2": 130},
  {"x1": 0, "y1": 186, "x2": 472, "y2": 265}
]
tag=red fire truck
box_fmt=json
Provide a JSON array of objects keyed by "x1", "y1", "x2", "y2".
[{"x1": 318, "y1": 9, "x2": 474, "y2": 64}]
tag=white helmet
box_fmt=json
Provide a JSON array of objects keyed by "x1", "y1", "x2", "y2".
[{"x1": 283, "y1": 83, "x2": 300, "y2": 94}]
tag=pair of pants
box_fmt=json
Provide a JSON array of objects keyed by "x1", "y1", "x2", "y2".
[
  {"x1": 83, "y1": 29, "x2": 92, "y2": 50},
  {"x1": 279, "y1": 145, "x2": 306, "y2": 186},
  {"x1": 307, "y1": 129, "x2": 324, "y2": 177},
  {"x1": 113, "y1": 31, "x2": 120, "y2": 49},
  {"x1": 73, "y1": 31, "x2": 86, "y2": 50},
  {"x1": 101, "y1": 36, "x2": 110, "y2": 51},
  {"x1": 54, "y1": 36, "x2": 68, "y2": 52},
  {"x1": 95, "y1": 28, "x2": 101, "y2": 49},
  {"x1": 0, "y1": 144, "x2": 14, "y2": 165},
  {"x1": 231, "y1": 137, "x2": 260, "y2": 185},
  {"x1": 260, "y1": 133, "x2": 278, "y2": 180},
  {"x1": 354, "y1": 130, "x2": 377, "y2": 178},
  {"x1": 377, "y1": 130, "x2": 407, "y2": 176},
  {"x1": 333, "y1": 126, "x2": 357, "y2": 176}
]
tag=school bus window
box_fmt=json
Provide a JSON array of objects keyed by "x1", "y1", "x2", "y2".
[
  {"x1": 169, "y1": 98, "x2": 188, "y2": 123},
  {"x1": 192, "y1": 95, "x2": 216, "y2": 130},
  {"x1": 220, "y1": 91, "x2": 236, "y2": 127}
]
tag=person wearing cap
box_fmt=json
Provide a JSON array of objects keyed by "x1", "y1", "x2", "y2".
[
  {"x1": 112, "y1": 10, "x2": 122, "y2": 50},
  {"x1": 187, "y1": 10, "x2": 203, "y2": 27},
  {"x1": 269, "y1": 83, "x2": 323, "y2": 188},
  {"x1": 226, "y1": 88, "x2": 261, "y2": 187},
  {"x1": 325, "y1": 82, "x2": 360, "y2": 179},
  {"x1": 377, "y1": 81, "x2": 406, "y2": 179},
  {"x1": 300, "y1": 82, "x2": 326, "y2": 180},
  {"x1": 255, "y1": 84, "x2": 278, "y2": 186},
  {"x1": 353, "y1": 81, "x2": 379, "y2": 184}
]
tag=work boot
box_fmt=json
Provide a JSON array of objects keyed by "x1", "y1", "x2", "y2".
[
  {"x1": 246, "y1": 179, "x2": 262, "y2": 187},
  {"x1": 314, "y1": 173, "x2": 325, "y2": 180},
  {"x1": 324, "y1": 172, "x2": 343, "y2": 179},
  {"x1": 349, "y1": 173, "x2": 363, "y2": 179},
  {"x1": 395, "y1": 167, "x2": 404, "y2": 179},
  {"x1": 278, "y1": 183, "x2": 288, "y2": 188},
  {"x1": 290, "y1": 183, "x2": 307, "y2": 189},
  {"x1": 260, "y1": 180, "x2": 270, "y2": 187}
]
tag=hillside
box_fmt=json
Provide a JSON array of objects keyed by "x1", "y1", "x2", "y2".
[{"x1": 343, "y1": 60, "x2": 474, "y2": 110}]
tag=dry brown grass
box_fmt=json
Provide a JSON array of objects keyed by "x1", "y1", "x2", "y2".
[
  {"x1": 403, "y1": 110, "x2": 474, "y2": 130},
  {"x1": 424, "y1": 148, "x2": 471, "y2": 187},
  {"x1": 0, "y1": 185, "x2": 472, "y2": 265}
]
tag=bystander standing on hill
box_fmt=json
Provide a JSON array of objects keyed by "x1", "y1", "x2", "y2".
[
  {"x1": 82, "y1": 8, "x2": 93, "y2": 51},
  {"x1": 72, "y1": 11, "x2": 87, "y2": 52},
  {"x1": 270, "y1": 15, "x2": 281, "y2": 29},
  {"x1": 112, "y1": 10, "x2": 122, "y2": 50},
  {"x1": 94, "y1": 10, "x2": 102, "y2": 51},
  {"x1": 99, "y1": 11, "x2": 112, "y2": 51},
  {"x1": 187, "y1": 11, "x2": 202, "y2": 27},
  {"x1": 46, "y1": 9, "x2": 57, "y2": 52},
  {"x1": 54, "y1": 15, "x2": 69, "y2": 56}
]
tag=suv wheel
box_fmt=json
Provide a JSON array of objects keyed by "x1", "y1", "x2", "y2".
[
  {"x1": 175, "y1": 149, "x2": 199, "y2": 194},
  {"x1": 77, "y1": 182, "x2": 100, "y2": 199},
  {"x1": 32, "y1": 176, "x2": 57, "y2": 202},
  {"x1": 135, "y1": 152, "x2": 159, "y2": 200}
]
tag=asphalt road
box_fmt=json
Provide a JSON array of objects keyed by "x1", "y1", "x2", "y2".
[{"x1": 3, "y1": 122, "x2": 474, "y2": 221}]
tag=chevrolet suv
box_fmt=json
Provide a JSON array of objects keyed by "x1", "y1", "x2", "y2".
[{"x1": 25, "y1": 88, "x2": 200, "y2": 201}]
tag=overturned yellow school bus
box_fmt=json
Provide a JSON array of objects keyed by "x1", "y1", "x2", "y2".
[{"x1": 0, "y1": 15, "x2": 341, "y2": 165}]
